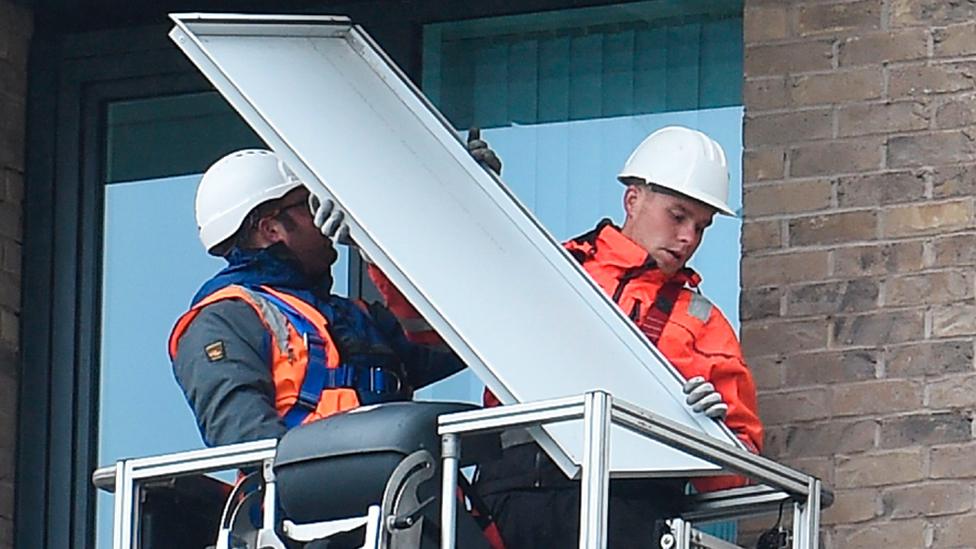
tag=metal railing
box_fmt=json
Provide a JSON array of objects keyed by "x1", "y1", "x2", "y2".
[
  {"x1": 437, "y1": 391, "x2": 831, "y2": 549},
  {"x1": 94, "y1": 392, "x2": 831, "y2": 549}
]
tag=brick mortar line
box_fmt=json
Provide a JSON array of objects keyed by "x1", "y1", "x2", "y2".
[
  {"x1": 741, "y1": 199, "x2": 975, "y2": 222},
  {"x1": 746, "y1": 65, "x2": 880, "y2": 79},
  {"x1": 805, "y1": 378, "x2": 970, "y2": 391},
  {"x1": 773, "y1": 166, "x2": 963, "y2": 181},
  {"x1": 743, "y1": 237, "x2": 975, "y2": 256},
  {"x1": 742, "y1": 28, "x2": 935, "y2": 50},
  {"x1": 742, "y1": 50, "x2": 965, "y2": 80},
  {"x1": 742, "y1": 169, "x2": 934, "y2": 186},
  {"x1": 743, "y1": 100, "x2": 946, "y2": 118},
  {"x1": 746, "y1": 334, "x2": 976, "y2": 355},
  {"x1": 740, "y1": 202, "x2": 960, "y2": 221},
  {"x1": 745, "y1": 104, "x2": 840, "y2": 116},
  {"x1": 743, "y1": 265, "x2": 976, "y2": 279},
  {"x1": 745, "y1": 129, "x2": 976, "y2": 150},
  {"x1": 828, "y1": 408, "x2": 976, "y2": 423}
]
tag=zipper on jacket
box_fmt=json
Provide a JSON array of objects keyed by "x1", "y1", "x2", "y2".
[{"x1": 629, "y1": 300, "x2": 642, "y2": 321}]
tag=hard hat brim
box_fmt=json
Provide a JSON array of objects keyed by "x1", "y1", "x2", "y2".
[{"x1": 618, "y1": 176, "x2": 737, "y2": 217}]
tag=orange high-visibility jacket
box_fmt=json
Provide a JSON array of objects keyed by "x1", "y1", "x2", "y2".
[
  {"x1": 169, "y1": 285, "x2": 360, "y2": 425},
  {"x1": 564, "y1": 223, "x2": 763, "y2": 492}
]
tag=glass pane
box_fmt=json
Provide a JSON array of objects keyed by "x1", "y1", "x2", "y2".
[
  {"x1": 416, "y1": 108, "x2": 744, "y2": 405},
  {"x1": 96, "y1": 174, "x2": 219, "y2": 548},
  {"x1": 95, "y1": 97, "x2": 350, "y2": 547},
  {"x1": 106, "y1": 92, "x2": 261, "y2": 183},
  {"x1": 419, "y1": 2, "x2": 744, "y2": 398},
  {"x1": 423, "y1": 0, "x2": 743, "y2": 128}
]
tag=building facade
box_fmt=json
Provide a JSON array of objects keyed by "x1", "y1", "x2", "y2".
[
  {"x1": 741, "y1": 2, "x2": 976, "y2": 546},
  {"x1": 1, "y1": 0, "x2": 974, "y2": 547}
]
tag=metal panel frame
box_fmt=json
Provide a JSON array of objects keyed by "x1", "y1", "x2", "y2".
[{"x1": 166, "y1": 12, "x2": 742, "y2": 480}]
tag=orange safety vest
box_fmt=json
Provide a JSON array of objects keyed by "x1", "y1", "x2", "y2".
[{"x1": 169, "y1": 284, "x2": 360, "y2": 427}]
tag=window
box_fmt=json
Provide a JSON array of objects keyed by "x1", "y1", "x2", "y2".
[
  {"x1": 95, "y1": 92, "x2": 353, "y2": 547},
  {"x1": 421, "y1": 2, "x2": 744, "y2": 539},
  {"x1": 420, "y1": 1, "x2": 744, "y2": 406}
]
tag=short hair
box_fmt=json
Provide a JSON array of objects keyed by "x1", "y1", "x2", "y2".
[
  {"x1": 621, "y1": 177, "x2": 716, "y2": 213},
  {"x1": 210, "y1": 195, "x2": 299, "y2": 256}
]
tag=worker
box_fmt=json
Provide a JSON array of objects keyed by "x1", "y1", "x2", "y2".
[
  {"x1": 383, "y1": 127, "x2": 763, "y2": 548},
  {"x1": 168, "y1": 149, "x2": 467, "y2": 448}
]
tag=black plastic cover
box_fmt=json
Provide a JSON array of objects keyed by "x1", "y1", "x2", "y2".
[{"x1": 273, "y1": 401, "x2": 499, "y2": 524}]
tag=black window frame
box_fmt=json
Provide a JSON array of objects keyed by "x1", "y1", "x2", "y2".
[{"x1": 17, "y1": 23, "x2": 221, "y2": 548}]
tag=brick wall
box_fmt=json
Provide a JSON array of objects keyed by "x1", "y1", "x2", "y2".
[
  {"x1": 742, "y1": 1, "x2": 976, "y2": 547},
  {"x1": 0, "y1": 1, "x2": 30, "y2": 547}
]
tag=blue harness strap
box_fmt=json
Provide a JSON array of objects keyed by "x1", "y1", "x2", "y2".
[
  {"x1": 248, "y1": 287, "x2": 404, "y2": 429},
  {"x1": 248, "y1": 288, "x2": 331, "y2": 429}
]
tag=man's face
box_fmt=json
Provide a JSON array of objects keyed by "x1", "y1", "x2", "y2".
[
  {"x1": 620, "y1": 185, "x2": 715, "y2": 276},
  {"x1": 263, "y1": 188, "x2": 338, "y2": 277}
]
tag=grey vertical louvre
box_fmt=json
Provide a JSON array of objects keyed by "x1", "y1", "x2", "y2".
[
  {"x1": 421, "y1": 3, "x2": 745, "y2": 270},
  {"x1": 425, "y1": 5, "x2": 743, "y2": 128}
]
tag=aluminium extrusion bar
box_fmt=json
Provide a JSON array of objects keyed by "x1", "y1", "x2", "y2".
[
  {"x1": 610, "y1": 399, "x2": 812, "y2": 496},
  {"x1": 437, "y1": 395, "x2": 818, "y2": 497},
  {"x1": 437, "y1": 394, "x2": 586, "y2": 435},
  {"x1": 668, "y1": 518, "x2": 692, "y2": 549},
  {"x1": 792, "y1": 478, "x2": 822, "y2": 549},
  {"x1": 680, "y1": 485, "x2": 793, "y2": 523},
  {"x1": 126, "y1": 438, "x2": 277, "y2": 478},
  {"x1": 438, "y1": 393, "x2": 613, "y2": 549},
  {"x1": 669, "y1": 520, "x2": 748, "y2": 549},
  {"x1": 113, "y1": 460, "x2": 134, "y2": 549},
  {"x1": 688, "y1": 527, "x2": 746, "y2": 549},
  {"x1": 101, "y1": 438, "x2": 279, "y2": 549},
  {"x1": 440, "y1": 434, "x2": 461, "y2": 549},
  {"x1": 579, "y1": 392, "x2": 612, "y2": 549},
  {"x1": 437, "y1": 395, "x2": 590, "y2": 547}
]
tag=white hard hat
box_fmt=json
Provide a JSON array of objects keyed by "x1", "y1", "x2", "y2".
[
  {"x1": 618, "y1": 126, "x2": 734, "y2": 216},
  {"x1": 195, "y1": 149, "x2": 303, "y2": 254}
]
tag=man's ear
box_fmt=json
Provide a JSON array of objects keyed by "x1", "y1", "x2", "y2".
[
  {"x1": 255, "y1": 216, "x2": 286, "y2": 245},
  {"x1": 622, "y1": 185, "x2": 643, "y2": 218}
]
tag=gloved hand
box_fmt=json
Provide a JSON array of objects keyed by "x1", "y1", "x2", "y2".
[
  {"x1": 683, "y1": 376, "x2": 728, "y2": 420},
  {"x1": 309, "y1": 193, "x2": 353, "y2": 246},
  {"x1": 467, "y1": 127, "x2": 502, "y2": 175},
  {"x1": 309, "y1": 193, "x2": 374, "y2": 264}
]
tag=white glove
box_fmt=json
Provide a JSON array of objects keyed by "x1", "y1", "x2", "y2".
[
  {"x1": 309, "y1": 194, "x2": 352, "y2": 245},
  {"x1": 309, "y1": 193, "x2": 375, "y2": 265},
  {"x1": 683, "y1": 376, "x2": 728, "y2": 420}
]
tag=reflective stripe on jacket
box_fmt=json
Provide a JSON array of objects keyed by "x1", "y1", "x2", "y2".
[
  {"x1": 169, "y1": 284, "x2": 360, "y2": 426},
  {"x1": 367, "y1": 264, "x2": 449, "y2": 350}
]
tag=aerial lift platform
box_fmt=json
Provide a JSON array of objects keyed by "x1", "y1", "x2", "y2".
[
  {"x1": 94, "y1": 391, "x2": 829, "y2": 549},
  {"x1": 94, "y1": 14, "x2": 832, "y2": 549}
]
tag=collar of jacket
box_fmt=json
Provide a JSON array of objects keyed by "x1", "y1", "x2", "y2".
[
  {"x1": 191, "y1": 243, "x2": 335, "y2": 306},
  {"x1": 593, "y1": 222, "x2": 701, "y2": 288}
]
